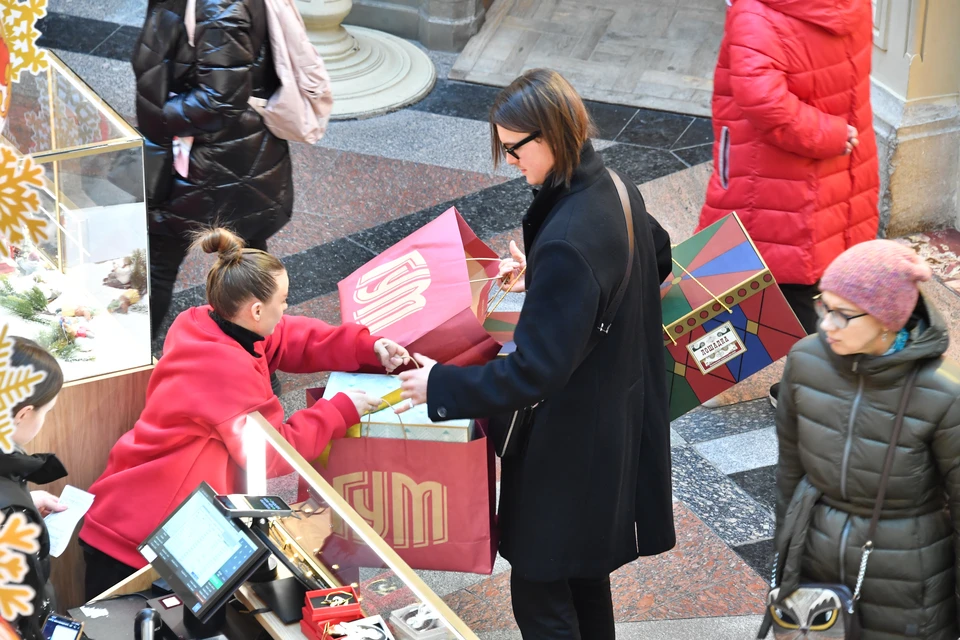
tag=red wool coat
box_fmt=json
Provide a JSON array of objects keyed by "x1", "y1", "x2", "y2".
[{"x1": 697, "y1": 0, "x2": 879, "y2": 286}]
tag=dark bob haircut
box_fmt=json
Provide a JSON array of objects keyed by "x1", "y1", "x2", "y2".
[{"x1": 489, "y1": 69, "x2": 596, "y2": 187}]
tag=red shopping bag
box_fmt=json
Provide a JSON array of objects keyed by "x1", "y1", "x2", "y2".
[
  {"x1": 338, "y1": 207, "x2": 503, "y2": 366},
  {"x1": 305, "y1": 388, "x2": 498, "y2": 574}
]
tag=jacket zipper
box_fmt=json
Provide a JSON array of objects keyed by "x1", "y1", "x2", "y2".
[
  {"x1": 840, "y1": 374, "x2": 865, "y2": 501},
  {"x1": 838, "y1": 516, "x2": 852, "y2": 584}
]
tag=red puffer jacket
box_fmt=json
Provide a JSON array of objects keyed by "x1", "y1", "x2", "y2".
[{"x1": 697, "y1": 0, "x2": 879, "y2": 286}]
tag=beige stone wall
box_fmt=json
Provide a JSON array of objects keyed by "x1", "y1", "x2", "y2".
[{"x1": 871, "y1": 0, "x2": 960, "y2": 235}]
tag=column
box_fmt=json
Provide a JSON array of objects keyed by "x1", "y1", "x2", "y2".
[
  {"x1": 346, "y1": 0, "x2": 487, "y2": 51},
  {"x1": 296, "y1": 0, "x2": 437, "y2": 120},
  {"x1": 871, "y1": 0, "x2": 960, "y2": 236}
]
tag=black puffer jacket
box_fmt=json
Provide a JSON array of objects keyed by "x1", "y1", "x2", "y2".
[
  {"x1": 0, "y1": 451, "x2": 67, "y2": 640},
  {"x1": 776, "y1": 295, "x2": 960, "y2": 639},
  {"x1": 134, "y1": 0, "x2": 292, "y2": 240}
]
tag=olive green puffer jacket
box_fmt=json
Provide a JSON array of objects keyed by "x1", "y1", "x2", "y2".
[{"x1": 776, "y1": 295, "x2": 960, "y2": 640}]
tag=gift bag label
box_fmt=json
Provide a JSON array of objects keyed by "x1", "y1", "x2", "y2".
[{"x1": 687, "y1": 321, "x2": 746, "y2": 374}]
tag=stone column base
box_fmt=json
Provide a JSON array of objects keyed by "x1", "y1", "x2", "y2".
[
  {"x1": 873, "y1": 79, "x2": 960, "y2": 237},
  {"x1": 346, "y1": 0, "x2": 486, "y2": 51}
]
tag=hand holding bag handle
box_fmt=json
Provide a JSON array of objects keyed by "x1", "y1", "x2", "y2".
[
  {"x1": 759, "y1": 366, "x2": 920, "y2": 638},
  {"x1": 493, "y1": 168, "x2": 634, "y2": 457}
]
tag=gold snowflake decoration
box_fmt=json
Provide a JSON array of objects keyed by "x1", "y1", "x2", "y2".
[
  {"x1": 0, "y1": 0, "x2": 48, "y2": 84},
  {"x1": 0, "y1": 145, "x2": 46, "y2": 258},
  {"x1": 0, "y1": 324, "x2": 44, "y2": 453},
  {"x1": 0, "y1": 511, "x2": 39, "y2": 622}
]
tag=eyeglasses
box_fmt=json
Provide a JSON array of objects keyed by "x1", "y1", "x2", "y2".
[
  {"x1": 814, "y1": 298, "x2": 869, "y2": 329},
  {"x1": 502, "y1": 131, "x2": 541, "y2": 159}
]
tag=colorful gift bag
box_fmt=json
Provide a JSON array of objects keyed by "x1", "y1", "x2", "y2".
[
  {"x1": 483, "y1": 310, "x2": 519, "y2": 356},
  {"x1": 305, "y1": 389, "x2": 498, "y2": 575},
  {"x1": 662, "y1": 213, "x2": 807, "y2": 420},
  {"x1": 338, "y1": 207, "x2": 504, "y2": 367}
]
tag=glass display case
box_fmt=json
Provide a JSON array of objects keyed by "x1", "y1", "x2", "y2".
[
  {"x1": 243, "y1": 412, "x2": 480, "y2": 640},
  {"x1": 0, "y1": 52, "x2": 151, "y2": 382}
]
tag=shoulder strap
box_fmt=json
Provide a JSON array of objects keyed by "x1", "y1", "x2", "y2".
[
  {"x1": 185, "y1": 0, "x2": 196, "y2": 46},
  {"x1": 599, "y1": 168, "x2": 635, "y2": 334},
  {"x1": 867, "y1": 366, "x2": 919, "y2": 542}
]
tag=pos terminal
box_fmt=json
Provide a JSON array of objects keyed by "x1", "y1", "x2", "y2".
[{"x1": 130, "y1": 481, "x2": 271, "y2": 639}]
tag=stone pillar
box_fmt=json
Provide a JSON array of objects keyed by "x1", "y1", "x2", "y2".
[
  {"x1": 296, "y1": 0, "x2": 436, "y2": 120},
  {"x1": 345, "y1": 0, "x2": 486, "y2": 51},
  {"x1": 871, "y1": 0, "x2": 960, "y2": 237}
]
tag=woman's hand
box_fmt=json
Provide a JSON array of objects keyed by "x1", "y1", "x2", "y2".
[
  {"x1": 498, "y1": 241, "x2": 527, "y2": 293},
  {"x1": 374, "y1": 338, "x2": 411, "y2": 373},
  {"x1": 31, "y1": 491, "x2": 66, "y2": 517},
  {"x1": 344, "y1": 390, "x2": 384, "y2": 417},
  {"x1": 843, "y1": 124, "x2": 859, "y2": 155},
  {"x1": 397, "y1": 354, "x2": 437, "y2": 413}
]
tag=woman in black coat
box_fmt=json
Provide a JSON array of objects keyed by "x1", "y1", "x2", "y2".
[
  {"x1": 134, "y1": 0, "x2": 293, "y2": 335},
  {"x1": 399, "y1": 69, "x2": 676, "y2": 639}
]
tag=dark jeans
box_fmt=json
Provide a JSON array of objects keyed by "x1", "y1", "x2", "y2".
[
  {"x1": 82, "y1": 542, "x2": 139, "y2": 602},
  {"x1": 780, "y1": 282, "x2": 820, "y2": 335},
  {"x1": 510, "y1": 573, "x2": 615, "y2": 640},
  {"x1": 148, "y1": 229, "x2": 268, "y2": 336}
]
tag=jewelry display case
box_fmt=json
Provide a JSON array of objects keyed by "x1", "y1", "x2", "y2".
[
  {"x1": 243, "y1": 412, "x2": 479, "y2": 640},
  {"x1": 6, "y1": 52, "x2": 156, "y2": 611},
  {"x1": 1, "y1": 51, "x2": 151, "y2": 382}
]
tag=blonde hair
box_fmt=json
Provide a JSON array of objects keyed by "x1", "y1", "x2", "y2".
[
  {"x1": 192, "y1": 228, "x2": 285, "y2": 318},
  {"x1": 490, "y1": 69, "x2": 596, "y2": 187}
]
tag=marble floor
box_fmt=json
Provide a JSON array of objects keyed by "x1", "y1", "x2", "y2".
[
  {"x1": 451, "y1": 0, "x2": 724, "y2": 117},
  {"x1": 33, "y1": 6, "x2": 960, "y2": 639}
]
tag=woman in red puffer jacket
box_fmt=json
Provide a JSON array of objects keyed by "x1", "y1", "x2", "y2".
[{"x1": 698, "y1": 0, "x2": 879, "y2": 343}]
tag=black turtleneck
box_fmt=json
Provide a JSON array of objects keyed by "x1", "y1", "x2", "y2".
[{"x1": 209, "y1": 310, "x2": 265, "y2": 357}]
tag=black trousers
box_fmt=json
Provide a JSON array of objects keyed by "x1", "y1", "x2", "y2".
[
  {"x1": 780, "y1": 282, "x2": 820, "y2": 335},
  {"x1": 148, "y1": 229, "x2": 268, "y2": 336},
  {"x1": 510, "y1": 573, "x2": 615, "y2": 640},
  {"x1": 82, "y1": 543, "x2": 138, "y2": 602}
]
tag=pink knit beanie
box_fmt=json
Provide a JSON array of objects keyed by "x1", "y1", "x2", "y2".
[{"x1": 820, "y1": 240, "x2": 933, "y2": 330}]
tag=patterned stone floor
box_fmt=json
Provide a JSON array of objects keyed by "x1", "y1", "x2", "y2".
[
  {"x1": 451, "y1": 0, "x2": 724, "y2": 117},
  {"x1": 36, "y1": 5, "x2": 960, "y2": 638}
]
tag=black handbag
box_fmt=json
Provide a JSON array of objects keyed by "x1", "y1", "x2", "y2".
[
  {"x1": 759, "y1": 367, "x2": 919, "y2": 639},
  {"x1": 489, "y1": 168, "x2": 636, "y2": 457}
]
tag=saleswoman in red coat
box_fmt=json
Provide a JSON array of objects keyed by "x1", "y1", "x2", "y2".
[
  {"x1": 699, "y1": 0, "x2": 879, "y2": 404},
  {"x1": 79, "y1": 228, "x2": 408, "y2": 599}
]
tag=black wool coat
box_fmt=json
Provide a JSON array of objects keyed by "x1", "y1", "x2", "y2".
[
  {"x1": 427, "y1": 142, "x2": 676, "y2": 581},
  {"x1": 134, "y1": 0, "x2": 293, "y2": 240}
]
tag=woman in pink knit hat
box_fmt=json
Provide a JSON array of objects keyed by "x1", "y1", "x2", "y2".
[{"x1": 767, "y1": 240, "x2": 960, "y2": 639}]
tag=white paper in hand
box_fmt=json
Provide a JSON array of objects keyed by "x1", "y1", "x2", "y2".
[{"x1": 44, "y1": 485, "x2": 95, "y2": 558}]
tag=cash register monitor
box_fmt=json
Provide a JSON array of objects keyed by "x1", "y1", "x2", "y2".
[{"x1": 138, "y1": 482, "x2": 268, "y2": 624}]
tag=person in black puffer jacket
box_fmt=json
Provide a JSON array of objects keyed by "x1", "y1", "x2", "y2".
[
  {"x1": 134, "y1": 0, "x2": 293, "y2": 338},
  {"x1": 0, "y1": 338, "x2": 67, "y2": 640},
  {"x1": 774, "y1": 240, "x2": 960, "y2": 639}
]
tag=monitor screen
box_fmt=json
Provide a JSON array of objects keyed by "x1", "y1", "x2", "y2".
[{"x1": 138, "y1": 482, "x2": 268, "y2": 623}]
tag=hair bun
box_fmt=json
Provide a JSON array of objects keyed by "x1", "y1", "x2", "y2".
[{"x1": 195, "y1": 228, "x2": 245, "y2": 264}]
